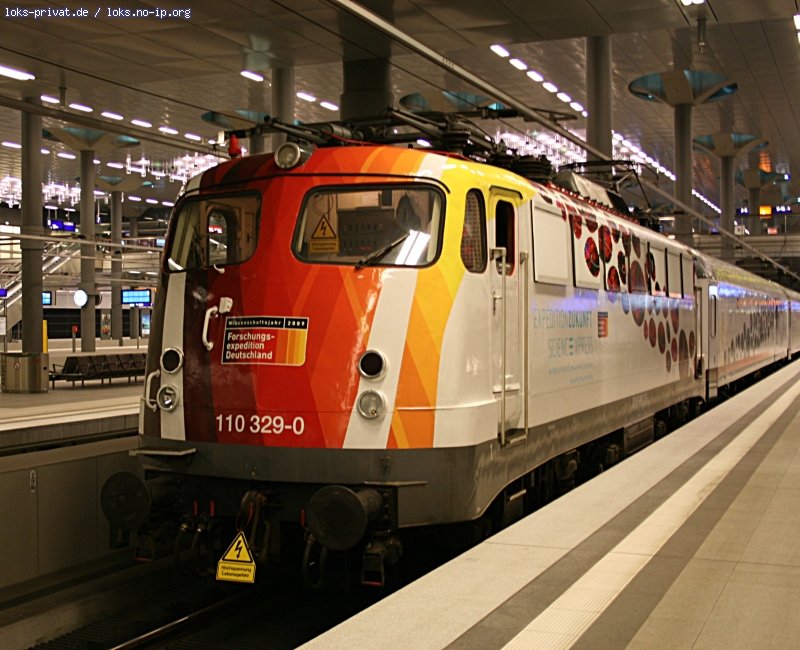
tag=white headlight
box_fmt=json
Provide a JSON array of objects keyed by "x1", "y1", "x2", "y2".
[
  {"x1": 156, "y1": 384, "x2": 180, "y2": 411},
  {"x1": 274, "y1": 142, "x2": 314, "y2": 169},
  {"x1": 357, "y1": 390, "x2": 386, "y2": 420}
]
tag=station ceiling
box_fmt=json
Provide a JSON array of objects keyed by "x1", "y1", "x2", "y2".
[{"x1": 0, "y1": 0, "x2": 798, "y2": 224}]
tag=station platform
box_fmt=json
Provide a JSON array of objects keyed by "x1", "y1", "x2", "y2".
[
  {"x1": 0, "y1": 339, "x2": 143, "y2": 449},
  {"x1": 304, "y1": 361, "x2": 800, "y2": 650}
]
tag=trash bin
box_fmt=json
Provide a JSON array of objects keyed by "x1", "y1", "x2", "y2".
[{"x1": 1, "y1": 352, "x2": 49, "y2": 393}]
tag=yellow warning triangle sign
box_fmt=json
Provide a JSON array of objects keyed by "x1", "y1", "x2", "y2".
[
  {"x1": 220, "y1": 530, "x2": 254, "y2": 563},
  {"x1": 311, "y1": 216, "x2": 337, "y2": 240}
]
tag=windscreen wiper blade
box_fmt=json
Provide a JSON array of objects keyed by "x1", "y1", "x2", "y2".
[{"x1": 354, "y1": 233, "x2": 409, "y2": 270}]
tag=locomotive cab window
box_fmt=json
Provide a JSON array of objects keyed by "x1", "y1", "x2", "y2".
[
  {"x1": 461, "y1": 190, "x2": 487, "y2": 273},
  {"x1": 166, "y1": 193, "x2": 260, "y2": 272},
  {"x1": 294, "y1": 185, "x2": 443, "y2": 268}
]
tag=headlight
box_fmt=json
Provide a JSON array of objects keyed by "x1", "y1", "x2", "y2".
[
  {"x1": 156, "y1": 384, "x2": 180, "y2": 411},
  {"x1": 358, "y1": 350, "x2": 386, "y2": 379},
  {"x1": 274, "y1": 142, "x2": 314, "y2": 169},
  {"x1": 161, "y1": 348, "x2": 183, "y2": 374},
  {"x1": 357, "y1": 390, "x2": 386, "y2": 420}
]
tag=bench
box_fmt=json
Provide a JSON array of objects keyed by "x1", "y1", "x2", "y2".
[{"x1": 50, "y1": 353, "x2": 147, "y2": 388}]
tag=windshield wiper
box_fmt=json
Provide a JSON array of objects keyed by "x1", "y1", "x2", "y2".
[{"x1": 354, "y1": 233, "x2": 410, "y2": 270}]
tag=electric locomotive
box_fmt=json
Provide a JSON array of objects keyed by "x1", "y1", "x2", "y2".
[{"x1": 102, "y1": 111, "x2": 797, "y2": 586}]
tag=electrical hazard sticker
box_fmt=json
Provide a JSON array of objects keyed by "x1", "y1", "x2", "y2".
[
  {"x1": 216, "y1": 530, "x2": 256, "y2": 583},
  {"x1": 309, "y1": 215, "x2": 339, "y2": 254}
]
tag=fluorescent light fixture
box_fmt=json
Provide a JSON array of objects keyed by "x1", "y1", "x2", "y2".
[
  {"x1": 542, "y1": 82, "x2": 558, "y2": 93},
  {"x1": 795, "y1": 14, "x2": 800, "y2": 30},
  {"x1": 40, "y1": 94, "x2": 59, "y2": 104},
  {"x1": 556, "y1": 92, "x2": 572, "y2": 103},
  {"x1": 296, "y1": 91, "x2": 316, "y2": 102},
  {"x1": 526, "y1": 70, "x2": 544, "y2": 82},
  {"x1": 1, "y1": 141, "x2": 21, "y2": 149},
  {"x1": 570, "y1": 101, "x2": 584, "y2": 112},
  {"x1": 93, "y1": 190, "x2": 105, "y2": 196},
  {"x1": 93, "y1": 158, "x2": 101, "y2": 164},
  {"x1": 158, "y1": 126, "x2": 179, "y2": 135},
  {"x1": 680, "y1": 0, "x2": 705, "y2": 4},
  {"x1": 127, "y1": 196, "x2": 141, "y2": 202},
  {"x1": 490, "y1": 44, "x2": 509, "y2": 57},
  {"x1": 131, "y1": 119, "x2": 152, "y2": 128},
  {"x1": 145, "y1": 198, "x2": 158, "y2": 204},
  {"x1": 40, "y1": 148, "x2": 50, "y2": 154},
  {"x1": 581, "y1": 110, "x2": 588, "y2": 117},
  {"x1": 240, "y1": 70, "x2": 264, "y2": 82},
  {"x1": 320, "y1": 101, "x2": 339, "y2": 111},
  {"x1": 57, "y1": 152, "x2": 76, "y2": 159},
  {"x1": 162, "y1": 201, "x2": 175, "y2": 207},
  {"x1": 0, "y1": 64, "x2": 35, "y2": 81},
  {"x1": 69, "y1": 103, "x2": 93, "y2": 112},
  {"x1": 184, "y1": 133, "x2": 202, "y2": 141},
  {"x1": 101, "y1": 111, "x2": 124, "y2": 120},
  {"x1": 416, "y1": 138, "x2": 431, "y2": 147},
  {"x1": 107, "y1": 162, "x2": 125, "y2": 169},
  {"x1": 509, "y1": 58, "x2": 527, "y2": 71}
]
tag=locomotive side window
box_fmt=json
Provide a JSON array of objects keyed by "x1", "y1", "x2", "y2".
[
  {"x1": 166, "y1": 193, "x2": 260, "y2": 272},
  {"x1": 293, "y1": 185, "x2": 443, "y2": 268},
  {"x1": 461, "y1": 190, "x2": 487, "y2": 273},
  {"x1": 531, "y1": 202, "x2": 568, "y2": 286},
  {"x1": 494, "y1": 200, "x2": 515, "y2": 275}
]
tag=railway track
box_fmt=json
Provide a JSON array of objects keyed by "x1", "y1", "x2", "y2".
[{"x1": 27, "y1": 564, "x2": 382, "y2": 650}]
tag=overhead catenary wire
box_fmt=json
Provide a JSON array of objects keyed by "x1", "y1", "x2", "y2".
[{"x1": 317, "y1": 0, "x2": 800, "y2": 287}]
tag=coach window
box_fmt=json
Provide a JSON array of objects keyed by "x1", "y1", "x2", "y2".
[
  {"x1": 494, "y1": 200, "x2": 515, "y2": 275},
  {"x1": 648, "y1": 244, "x2": 667, "y2": 296},
  {"x1": 667, "y1": 250, "x2": 682, "y2": 298},
  {"x1": 166, "y1": 193, "x2": 260, "y2": 272},
  {"x1": 461, "y1": 190, "x2": 487, "y2": 273},
  {"x1": 681, "y1": 254, "x2": 695, "y2": 298}
]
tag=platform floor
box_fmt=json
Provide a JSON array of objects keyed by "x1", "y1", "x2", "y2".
[
  {"x1": 0, "y1": 339, "x2": 144, "y2": 427},
  {"x1": 304, "y1": 361, "x2": 800, "y2": 650}
]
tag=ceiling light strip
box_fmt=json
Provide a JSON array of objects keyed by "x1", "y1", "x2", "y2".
[{"x1": 0, "y1": 93, "x2": 211, "y2": 155}]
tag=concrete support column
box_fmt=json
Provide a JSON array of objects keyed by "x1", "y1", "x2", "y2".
[
  {"x1": 340, "y1": 58, "x2": 391, "y2": 121},
  {"x1": 586, "y1": 36, "x2": 612, "y2": 160},
  {"x1": 250, "y1": 133, "x2": 267, "y2": 154},
  {"x1": 748, "y1": 186, "x2": 761, "y2": 234},
  {"x1": 110, "y1": 190, "x2": 123, "y2": 340},
  {"x1": 128, "y1": 214, "x2": 139, "y2": 339},
  {"x1": 21, "y1": 103, "x2": 43, "y2": 354},
  {"x1": 271, "y1": 67, "x2": 295, "y2": 149},
  {"x1": 674, "y1": 103, "x2": 694, "y2": 246},
  {"x1": 719, "y1": 155, "x2": 735, "y2": 262},
  {"x1": 79, "y1": 149, "x2": 96, "y2": 352}
]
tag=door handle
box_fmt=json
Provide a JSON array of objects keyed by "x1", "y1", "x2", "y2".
[
  {"x1": 202, "y1": 306, "x2": 219, "y2": 351},
  {"x1": 201, "y1": 296, "x2": 233, "y2": 351},
  {"x1": 143, "y1": 368, "x2": 161, "y2": 411}
]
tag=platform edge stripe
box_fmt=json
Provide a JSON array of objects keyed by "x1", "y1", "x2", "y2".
[
  {"x1": 498, "y1": 376, "x2": 800, "y2": 650},
  {"x1": 443, "y1": 364, "x2": 800, "y2": 650}
]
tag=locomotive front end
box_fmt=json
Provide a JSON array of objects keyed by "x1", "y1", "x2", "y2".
[{"x1": 105, "y1": 144, "x2": 480, "y2": 584}]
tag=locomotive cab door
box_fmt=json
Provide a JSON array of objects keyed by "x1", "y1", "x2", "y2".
[{"x1": 490, "y1": 191, "x2": 524, "y2": 441}]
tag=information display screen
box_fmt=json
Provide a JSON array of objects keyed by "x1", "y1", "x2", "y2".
[{"x1": 122, "y1": 289, "x2": 152, "y2": 307}]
